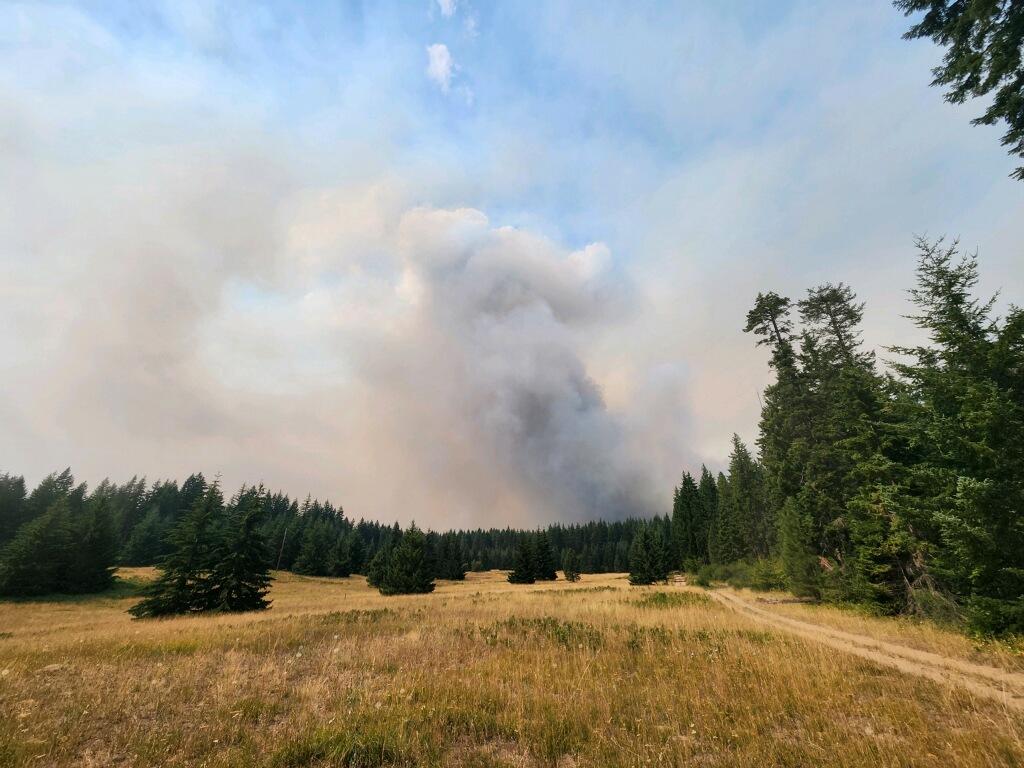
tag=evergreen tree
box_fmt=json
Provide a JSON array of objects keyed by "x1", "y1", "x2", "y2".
[
  {"x1": 562, "y1": 549, "x2": 581, "y2": 582},
  {"x1": 331, "y1": 535, "x2": 353, "y2": 578},
  {"x1": 378, "y1": 524, "x2": 435, "y2": 595},
  {"x1": 671, "y1": 473, "x2": 699, "y2": 569},
  {"x1": 725, "y1": 435, "x2": 772, "y2": 559},
  {"x1": 532, "y1": 531, "x2": 558, "y2": 580},
  {"x1": 628, "y1": 526, "x2": 657, "y2": 586},
  {"x1": 73, "y1": 496, "x2": 119, "y2": 593},
  {"x1": 507, "y1": 537, "x2": 536, "y2": 584},
  {"x1": 0, "y1": 473, "x2": 28, "y2": 547},
  {"x1": 897, "y1": 0, "x2": 1024, "y2": 180},
  {"x1": 649, "y1": 523, "x2": 671, "y2": 582},
  {"x1": 208, "y1": 487, "x2": 273, "y2": 613},
  {"x1": 709, "y1": 473, "x2": 744, "y2": 564},
  {"x1": 696, "y1": 466, "x2": 717, "y2": 565},
  {"x1": 292, "y1": 521, "x2": 333, "y2": 577},
  {"x1": 0, "y1": 498, "x2": 75, "y2": 596},
  {"x1": 120, "y1": 508, "x2": 169, "y2": 566},
  {"x1": 348, "y1": 531, "x2": 366, "y2": 574},
  {"x1": 436, "y1": 533, "x2": 466, "y2": 580},
  {"x1": 366, "y1": 545, "x2": 390, "y2": 589},
  {"x1": 129, "y1": 484, "x2": 225, "y2": 618}
]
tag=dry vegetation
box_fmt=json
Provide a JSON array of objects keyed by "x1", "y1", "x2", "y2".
[{"x1": 1, "y1": 570, "x2": 1023, "y2": 767}]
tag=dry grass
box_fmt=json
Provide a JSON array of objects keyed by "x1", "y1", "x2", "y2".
[
  {"x1": 737, "y1": 588, "x2": 1024, "y2": 672},
  {"x1": 1, "y1": 569, "x2": 1022, "y2": 767}
]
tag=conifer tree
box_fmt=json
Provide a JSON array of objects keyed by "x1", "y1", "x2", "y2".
[
  {"x1": 366, "y1": 545, "x2": 389, "y2": 589},
  {"x1": 119, "y1": 508, "x2": 169, "y2": 566},
  {"x1": 628, "y1": 526, "x2": 657, "y2": 586},
  {"x1": 378, "y1": 524, "x2": 435, "y2": 595},
  {"x1": 331, "y1": 535, "x2": 353, "y2": 577},
  {"x1": 292, "y1": 520, "x2": 333, "y2": 577},
  {"x1": 0, "y1": 498, "x2": 75, "y2": 596},
  {"x1": 532, "y1": 531, "x2": 557, "y2": 581},
  {"x1": 696, "y1": 466, "x2": 717, "y2": 564},
  {"x1": 208, "y1": 487, "x2": 273, "y2": 613},
  {"x1": 562, "y1": 549, "x2": 581, "y2": 582},
  {"x1": 347, "y1": 531, "x2": 366, "y2": 574},
  {"x1": 507, "y1": 537, "x2": 536, "y2": 584},
  {"x1": 650, "y1": 523, "x2": 671, "y2": 582},
  {"x1": 671, "y1": 472, "x2": 699, "y2": 569},
  {"x1": 129, "y1": 483, "x2": 225, "y2": 618},
  {"x1": 0, "y1": 473, "x2": 28, "y2": 547},
  {"x1": 73, "y1": 496, "x2": 119, "y2": 593}
]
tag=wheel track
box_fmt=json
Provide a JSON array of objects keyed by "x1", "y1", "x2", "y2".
[{"x1": 708, "y1": 588, "x2": 1024, "y2": 713}]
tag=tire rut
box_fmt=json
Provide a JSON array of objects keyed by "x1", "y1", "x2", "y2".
[{"x1": 708, "y1": 588, "x2": 1024, "y2": 713}]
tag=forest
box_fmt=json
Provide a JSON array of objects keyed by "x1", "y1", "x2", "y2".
[{"x1": 1, "y1": 238, "x2": 1019, "y2": 633}]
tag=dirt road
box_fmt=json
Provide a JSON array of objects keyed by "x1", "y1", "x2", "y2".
[{"x1": 709, "y1": 588, "x2": 1024, "y2": 712}]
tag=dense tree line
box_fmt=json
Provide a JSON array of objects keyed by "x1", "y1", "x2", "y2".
[
  {"x1": 678, "y1": 240, "x2": 1022, "y2": 634},
  {"x1": 0, "y1": 468, "x2": 662, "y2": 600}
]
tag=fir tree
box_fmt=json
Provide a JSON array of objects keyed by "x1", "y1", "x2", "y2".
[
  {"x1": 292, "y1": 521, "x2": 333, "y2": 577},
  {"x1": 897, "y1": 0, "x2": 1024, "y2": 180},
  {"x1": 331, "y1": 535, "x2": 353, "y2": 578},
  {"x1": 0, "y1": 473, "x2": 28, "y2": 547},
  {"x1": 628, "y1": 526, "x2": 657, "y2": 586},
  {"x1": 0, "y1": 498, "x2": 75, "y2": 596},
  {"x1": 120, "y1": 508, "x2": 169, "y2": 566},
  {"x1": 208, "y1": 487, "x2": 273, "y2": 613},
  {"x1": 378, "y1": 524, "x2": 435, "y2": 595},
  {"x1": 507, "y1": 537, "x2": 536, "y2": 584},
  {"x1": 129, "y1": 483, "x2": 225, "y2": 618},
  {"x1": 73, "y1": 496, "x2": 119, "y2": 593},
  {"x1": 562, "y1": 549, "x2": 581, "y2": 582},
  {"x1": 532, "y1": 531, "x2": 557, "y2": 580}
]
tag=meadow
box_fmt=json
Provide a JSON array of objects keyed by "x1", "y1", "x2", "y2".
[{"x1": 1, "y1": 570, "x2": 1022, "y2": 768}]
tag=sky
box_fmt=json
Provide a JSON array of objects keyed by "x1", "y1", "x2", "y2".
[{"x1": 1, "y1": 0, "x2": 1022, "y2": 529}]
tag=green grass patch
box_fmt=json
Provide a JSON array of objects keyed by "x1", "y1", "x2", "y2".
[
  {"x1": 633, "y1": 591, "x2": 711, "y2": 609},
  {"x1": 269, "y1": 726, "x2": 414, "y2": 768}
]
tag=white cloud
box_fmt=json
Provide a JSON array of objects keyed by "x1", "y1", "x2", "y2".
[
  {"x1": 437, "y1": 0, "x2": 457, "y2": 19},
  {"x1": 426, "y1": 43, "x2": 453, "y2": 92}
]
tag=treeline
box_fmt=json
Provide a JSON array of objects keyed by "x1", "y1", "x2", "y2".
[
  {"x1": 0, "y1": 467, "x2": 664, "y2": 600},
  {"x1": 669, "y1": 240, "x2": 1023, "y2": 634}
]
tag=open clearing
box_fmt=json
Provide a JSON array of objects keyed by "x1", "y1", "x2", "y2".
[{"x1": 2, "y1": 571, "x2": 1023, "y2": 767}]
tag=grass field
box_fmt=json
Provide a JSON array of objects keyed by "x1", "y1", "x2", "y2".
[{"x1": 1, "y1": 570, "x2": 1022, "y2": 767}]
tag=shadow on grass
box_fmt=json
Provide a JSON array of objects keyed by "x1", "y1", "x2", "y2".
[{"x1": 0, "y1": 574, "x2": 149, "y2": 604}]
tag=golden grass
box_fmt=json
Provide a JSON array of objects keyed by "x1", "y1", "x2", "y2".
[
  {"x1": 1, "y1": 570, "x2": 1022, "y2": 767},
  {"x1": 736, "y1": 588, "x2": 1024, "y2": 672}
]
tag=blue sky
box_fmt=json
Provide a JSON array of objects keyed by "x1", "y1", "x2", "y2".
[{"x1": 2, "y1": 1, "x2": 1022, "y2": 527}]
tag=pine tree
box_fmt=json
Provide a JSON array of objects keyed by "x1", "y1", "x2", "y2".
[
  {"x1": 507, "y1": 537, "x2": 536, "y2": 584},
  {"x1": 208, "y1": 488, "x2": 273, "y2": 613},
  {"x1": 129, "y1": 484, "x2": 225, "y2": 618},
  {"x1": 532, "y1": 531, "x2": 557, "y2": 580},
  {"x1": 562, "y1": 549, "x2": 581, "y2": 582},
  {"x1": 378, "y1": 524, "x2": 435, "y2": 595}
]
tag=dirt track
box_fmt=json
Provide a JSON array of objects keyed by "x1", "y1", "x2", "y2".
[{"x1": 709, "y1": 588, "x2": 1024, "y2": 713}]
